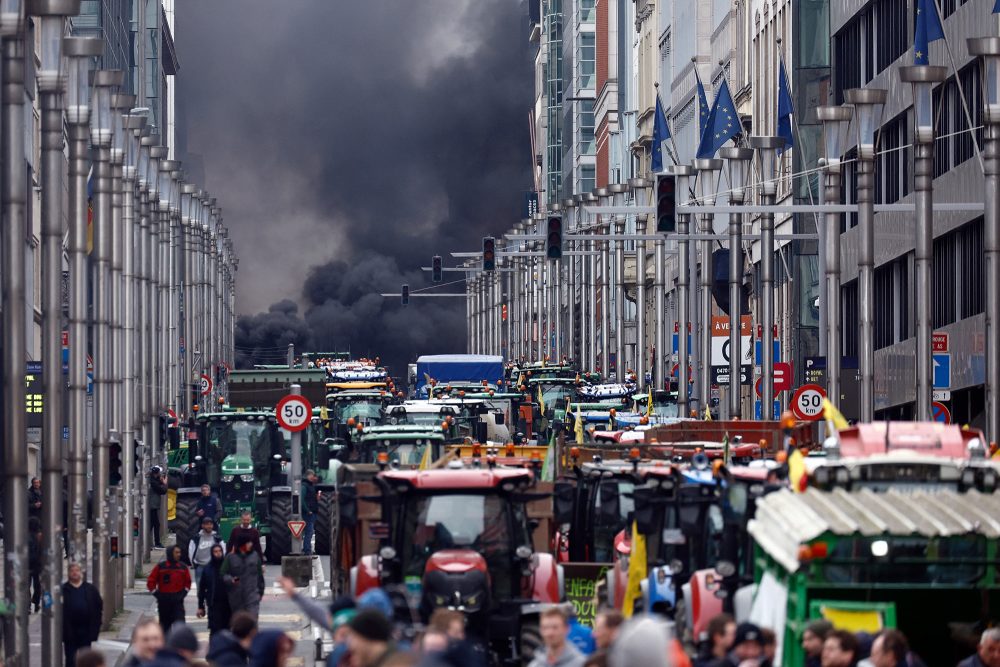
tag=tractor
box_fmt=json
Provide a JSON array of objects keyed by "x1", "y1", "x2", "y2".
[{"x1": 335, "y1": 464, "x2": 561, "y2": 664}]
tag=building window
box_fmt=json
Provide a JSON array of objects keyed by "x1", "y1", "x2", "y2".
[
  {"x1": 833, "y1": 0, "x2": 907, "y2": 104},
  {"x1": 580, "y1": 164, "x2": 595, "y2": 196},
  {"x1": 842, "y1": 279, "x2": 858, "y2": 358},
  {"x1": 578, "y1": 100, "x2": 595, "y2": 155},
  {"x1": 959, "y1": 217, "x2": 985, "y2": 319},
  {"x1": 578, "y1": 32, "x2": 595, "y2": 90},
  {"x1": 580, "y1": 0, "x2": 595, "y2": 23}
]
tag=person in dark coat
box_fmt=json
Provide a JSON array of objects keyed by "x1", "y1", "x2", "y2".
[
  {"x1": 249, "y1": 629, "x2": 296, "y2": 667},
  {"x1": 958, "y1": 628, "x2": 1000, "y2": 667},
  {"x1": 147, "y1": 545, "x2": 192, "y2": 633},
  {"x1": 28, "y1": 519, "x2": 42, "y2": 613},
  {"x1": 195, "y1": 484, "x2": 222, "y2": 529},
  {"x1": 206, "y1": 611, "x2": 258, "y2": 667},
  {"x1": 198, "y1": 543, "x2": 232, "y2": 638},
  {"x1": 301, "y1": 470, "x2": 319, "y2": 555},
  {"x1": 147, "y1": 622, "x2": 199, "y2": 667},
  {"x1": 28, "y1": 477, "x2": 43, "y2": 520},
  {"x1": 227, "y1": 510, "x2": 263, "y2": 559},
  {"x1": 149, "y1": 467, "x2": 167, "y2": 548},
  {"x1": 61, "y1": 562, "x2": 103, "y2": 667},
  {"x1": 222, "y1": 534, "x2": 265, "y2": 620}
]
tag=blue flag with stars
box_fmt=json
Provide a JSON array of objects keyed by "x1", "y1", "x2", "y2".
[
  {"x1": 697, "y1": 79, "x2": 740, "y2": 159},
  {"x1": 995, "y1": 0, "x2": 1000, "y2": 13},
  {"x1": 777, "y1": 60, "x2": 794, "y2": 154},
  {"x1": 914, "y1": 0, "x2": 943, "y2": 65},
  {"x1": 652, "y1": 93, "x2": 671, "y2": 173},
  {"x1": 696, "y1": 73, "x2": 710, "y2": 139}
]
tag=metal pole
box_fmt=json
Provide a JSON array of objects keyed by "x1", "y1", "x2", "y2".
[
  {"x1": 564, "y1": 199, "x2": 577, "y2": 362},
  {"x1": 750, "y1": 138, "x2": 783, "y2": 417},
  {"x1": 614, "y1": 213, "x2": 626, "y2": 381},
  {"x1": 692, "y1": 161, "x2": 721, "y2": 413},
  {"x1": 654, "y1": 236, "x2": 665, "y2": 392},
  {"x1": 136, "y1": 140, "x2": 151, "y2": 564},
  {"x1": 290, "y1": 384, "x2": 303, "y2": 555},
  {"x1": 600, "y1": 214, "x2": 611, "y2": 379},
  {"x1": 534, "y1": 256, "x2": 542, "y2": 361},
  {"x1": 721, "y1": 148, "x2": 753, "y2": 419},
  {"x1": 675, "y1": 167, "x2": 693, "y2": 416},
  {"x1": 631, "y1": 178, "x2": 649, "y2": 389}
]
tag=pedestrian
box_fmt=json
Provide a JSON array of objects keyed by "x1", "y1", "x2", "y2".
[
  {"x1": 425, "y1": 608, "x2": 486, "y2": 667},
  {"x1": 958, "y1": 628, "x2": 1000, "y2": 667},
  {"x1": 301, "y1": 470, "x2": 319, "y2": 555},
  {"x1": 28, "y1": 477, "x2": 42, "y2": 520},
  {"x1": 122, "y1": 618, "x2": 165, "y2": 667},
  {"x1": 694, "y1": 613, "x2": 736, "y2": 667},
  {"x1": 249, "y1": 629, "x2": 296, "y2": 667},
  {"x1": 198, "y1": 543, "x2": 232, "y2": 638},
  {"x1": 592, "y1": 609, "x2": 623, "y2": 652},
  {"x1": 821, "y1": 630, "x2": 860, "y2": 667},
  {"x1": 147, "y1": 545, "x2": 192, "y2": 633},
  {"x1": 427, "y1": 609, "x2": 465, "y2": 641},
  {"x1": 189, "y1": 516, "x2": 225, "y2": 583},
  {"x1": 195, "y1": 484, "x2": 222, "y2": 530},
  {"x1": 527, "y1": 607, "x2": 585, "y2": 667},
  {"x1": 867, "y1": 630, "x2": 908, "y2": 667},
  {"x1": 28, "y1": 519, "x2": 42, "y2": 614},
  {"x1": 227, "y1": 510, "x2": 263, "y2": 558},
  {"x1": 279, "y1": 577, "x2": 356, "y2": 666},
  {"x1": 74, "y1": 648, "x2": 106, "y2": 667},
  {"x1": 345, "y1": 609, "x2": 400, "y2": 667},
  {"x1": 760, "y1": 628, "x2": 776, "y2": 667},
  {"x1": 147, "y1": 622, "x2": 200, "y2": 667},
  {"x1": 607, "y1": 615, "x2": 672, "y2": 667},
  {"x1": 707, "y1": 622, "x2": 764, "y2": 667},
  {"x1": 207, "y1": 611, "x2": 258, "y2": 667},
  {"x1": 222, "y1": 533, "x2": 265, "y2": 620},
  {"x1": 61, "y1": 562, "x2": 103, "y2": 666},
  {"x1": 149, "y1": 467, "x2": 167, "y2": 549},
  {"x1": 802, "y1": 621, "x2": 834, "y2": 667}
]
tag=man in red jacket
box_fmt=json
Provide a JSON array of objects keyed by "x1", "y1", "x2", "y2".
[{"x1": 147, "y1": 544, "x2": 192, "y2": 632}]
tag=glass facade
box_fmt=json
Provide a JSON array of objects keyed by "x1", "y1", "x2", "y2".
[
  {"x1": 578, "y1": 32, "x2": 595, "y2": 90},
  {"x1": 544, "y1": 0, "x2": 564, "y2": 200}
]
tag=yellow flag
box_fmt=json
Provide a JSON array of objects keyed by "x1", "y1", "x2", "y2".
[
  {"x1": 320, "y1": 406, "x2": 329, "y2": 421},
  {"x1": 822, "y1": 398, "x2": 849, "y2": 431},
  {"x1": 622, "y1": 520, "x2": 647, "y2": 618},
  {"x1": 646, "y1": 392, "x2": 653, "y2": 417},
  {"x1": 704, "y1": 405, "x2": 712, "y2": 421},
  {"x1": 788, "y1": 447, "x2": 807, "y2": 493},
  {"x1": 537, "y1": 385, "x2": 545, "y2": 414},
  {"x1": 418, "y1": 443, "x2": 432, "y2": 471},
  {"x1": 574, "y1": 405, "x2": 585, "y2": 445}
]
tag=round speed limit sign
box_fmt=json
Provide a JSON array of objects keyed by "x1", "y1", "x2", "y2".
[
  {"x1": 791, "y1": 383, "x2": 826, "y2": 421},
  {"x1": 200, "y1": 374, "x2": 213, "y2": 396},
  {"x1": 276, "y1": 394, "x2": 313, "y2": 432}
]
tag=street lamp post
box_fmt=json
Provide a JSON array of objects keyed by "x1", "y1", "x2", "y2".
[
  {"x1": 844, "y1": 87, "x2": 886, "y2": 422},
  {"x1": 817, "y1": 105, "x2": 853, "y2": 410},
  {"x1": 533, "y1": 212, "x2": 545, "y2": 361},
  {"x1": 720, "y1": 147, "x2": 754, "y2": 418},
  {"x1": 595, "y1": 188, "x2": 611, "y2": 378},
  {"x1": 31, "y1": 2, "x2": 79, "y2": 662},
  {"x1": 64, "y1": 35, "x2": 102, "y2": 575},
  {"x1": 564, "y1": 197, "x2": 578, "y2": 362},
  {"x1": 750, "y1": 136, "x2": 785, "y2": 414},
  {"x1": 0, "y1": 0, "x2": 29, "y2": 656},
  {"x1": 674, "y1": 166, "x2": 694, "y2": 416},
  {"x1": 550, "y1": 202, "x2": 563, "y2": 360},
  {"x1": 969, "y1": 37, "x2": 1000, "y2": 446},
  {"x1": 693, "y1": 160, "x2": 722, "y2": 412},
  {"x1": 131, "y1": 127, "x2": 151, "y2": 563},
  {"x1": 585, "y1": 193, "x2": 599, "y2": 372},
  {"x1": 630, "y1": 178, "x2": 652, "y2": 388},
  {"x1": 610, "y1": 183, "x2": 627, "y2": 380},
  {"x1": 901, "y1": 65, "x2": 947, "y2": 420}
]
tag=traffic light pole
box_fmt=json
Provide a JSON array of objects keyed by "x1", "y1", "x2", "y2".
[{"x1": 675, "y1": 167, "x2": 693, "y2": 417}]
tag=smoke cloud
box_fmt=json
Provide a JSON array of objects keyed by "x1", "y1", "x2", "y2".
[{"x1": 176, "y1": 1, "x2": 533, "y2": 374}]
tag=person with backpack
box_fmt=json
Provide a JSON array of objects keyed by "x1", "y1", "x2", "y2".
[
  {"x1": 223, "y1": 533, "x2": 265, "y2": 620},
  {"x1": 147, "y1": 544, "x2": 192, "y2": 633},
  {"x1": 189, "y1": 516, "x2": 225, "y2": 581}
]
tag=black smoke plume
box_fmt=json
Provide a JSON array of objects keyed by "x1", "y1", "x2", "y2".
[{"x1": 177, "y1": 1, "x2": 534, "y2": 375}]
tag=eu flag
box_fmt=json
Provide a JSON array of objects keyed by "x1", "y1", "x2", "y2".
[
  {"x1": 696, "y1": 79, "x2": 740, "y2": 159},
  {"x1": 696, "y1": 74, "x2": 710, "y2": 139},
  {"x1": 777, "y1": 60, "x2": 795, "y2": 154},
  {"x1": 914, "y1": 0, "x2": 944, "y2": 65},
  {"x1": 651, "y1": 93, "x2": 671, "y2": 173},
  {"x1": 995, "y1": 0, "x2": 1000, "y2": 13}
]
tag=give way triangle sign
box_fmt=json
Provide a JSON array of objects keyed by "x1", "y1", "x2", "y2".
[{"x1": 287, "y1": 520, "x2": 306, "y2": 539}]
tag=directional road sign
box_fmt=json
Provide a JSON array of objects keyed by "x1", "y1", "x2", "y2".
[
  {"x1": 931, "y1": 401, "x2": 951, "y2": 424},
  {"x1": 755, "y1": 340, "x2": 781, "y2": 363},
  {"x1": 276, "y1": 394, "x2": 313, "y2": 432},
  {"x1": 791, "y1": 384, "x2": 826, "y2": 421},
  {"x1": 932, "y1": 353, "x2": 951, "y2": 389},
  {"x1": 755, "y1": 400, "x2": 781, "y2": 420}
]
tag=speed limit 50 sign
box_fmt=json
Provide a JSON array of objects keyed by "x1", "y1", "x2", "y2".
[
  {"x1": 791, "y1": 383, "x2": 826, "y2": 421},
  {"x1": 276, "y1": 394, "x2": 313, "y2": 432}
]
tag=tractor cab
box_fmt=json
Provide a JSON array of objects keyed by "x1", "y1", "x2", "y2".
[
  {"x1": 349, "y1": 466, "x2": 562, "y2": 663},
  {"x1": 357, "y1": 425, "x2": 446, "y2": 468},
  {"x1": 326, "y1": 390, "x2": 389, "y2": 439}
]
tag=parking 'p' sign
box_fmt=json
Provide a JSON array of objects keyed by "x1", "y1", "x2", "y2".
[{"x1": 276, "y1": 394, "x2": 313, "y2": 432}]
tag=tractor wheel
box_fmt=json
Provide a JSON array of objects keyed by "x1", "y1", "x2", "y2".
[
  {"x1": 315, "y1": 490, "x2": 333, "y2": 556},
  {"x1": 519, "y1": 618, "x2": 542, "y2": 666},
  {"x1": 170, "y1": 494, "x2": 199, "y2": 564},
  {"x1": 328, "y1": 497, "x2": 346, "y2": 597},
  {"x1": 267, "y1": 494, "x2": 292, "y2": 564}
]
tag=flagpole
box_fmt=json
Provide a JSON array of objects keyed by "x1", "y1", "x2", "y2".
[{"x1": 929, "y1": 0, "x2": 984, "y2": 173}]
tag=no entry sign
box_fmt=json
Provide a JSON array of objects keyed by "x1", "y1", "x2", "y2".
[{"x1": 276, "y1": 394, "x2": 313, "y2": 432}]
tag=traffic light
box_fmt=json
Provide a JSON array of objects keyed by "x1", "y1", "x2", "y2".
[
  {"x1": 656, "y1": 173, "x2": 677, "y2": 233},
  {"x1": 482, "y1": 237, "x2": 496, "y2": 271},
  {"x1": 432, "y1": 255, "x2": 443, "y2": 282},
  {"x1": 546, "y1": 216, "x2": 563, "y2": 260},
  {"x1": 401, "y1": 284, "x2": 410, "y2": 306},
  {"x1": 109, "y1": 441, "x2": 123, "y2": 485}
]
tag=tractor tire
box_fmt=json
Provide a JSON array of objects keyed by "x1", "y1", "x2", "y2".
[
  {"x1": 519, "y1": 618, "x2": 542, "y2": 666},
  {"x1": 267, "y1": 494, "x2": 292, "y2": 564},
  {"x1": 170, "y1": 494, "x2": 199, "y2": 564},
  {"x1": 315, "y1": 490, "x2": 333, "y2": 556},
  {"x1": 328, "y1": 497, "x2": 346, "y2": 597}
]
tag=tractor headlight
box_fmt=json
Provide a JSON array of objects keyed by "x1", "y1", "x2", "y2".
[
  {"x1": 379, "y1": 546, "x2": 397, "y2": 561},
  {"x1": 515, "y1": 545, "x2": 533, "y2": 561},
  {"x1": 222, "y1": 475, "x2": 234, "y2": 483},
  {"x1": 240, "y1": 474, "x2": 254, "y2": 482}
]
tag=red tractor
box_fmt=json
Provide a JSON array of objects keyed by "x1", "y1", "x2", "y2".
[{"x1": 346, "y1": 464, "x2": 563, "y2": 664}]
